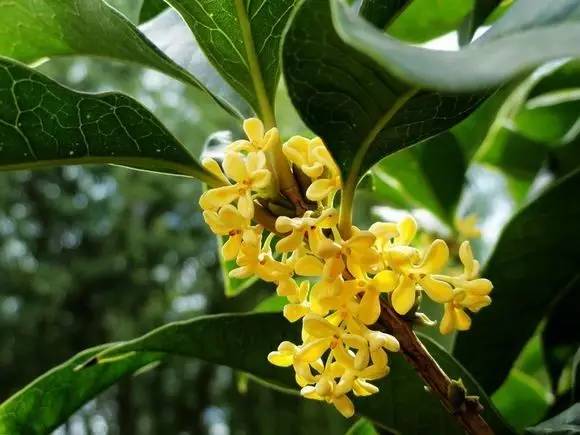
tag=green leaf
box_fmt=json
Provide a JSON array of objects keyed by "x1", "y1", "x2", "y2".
[
  {"x1": 525, "y1": 403, "x2": 580, "y2": 435},
  {"x1": 0, "y1": 0, "x2": 240, "y2": 116},
  {"x1": 359, "y1": 0, "x2": 410, "y2": 30},
  {"x1": 332, "y1": 0, "x2": 580, "y2": 93},
  {"x1": 458, "y1": 0, "x2": 501, "y2": 46},
  {"x1": 0, "y1": 345, "x2": 160, "y2": 435},
  {"x1": 542, "y1": 277, "x2": 580, "y2": 393},
  {"x1": 492, "y1": 369, "x2": 552, "y2": 431},
  {"x1": 139, "y1": 8, "x2": 252, "y2": 119},
  {"x1": 139, "y1": 0, "x2": 168, "y2": 23},
  {"x1": 345, "y1": 418, "x2": 379, "y2": 435},
  {"x1": 163, "y1": 0, "x2": 296, "y2": 118},
  {"x1": 388, "y1": 0, "x2": 474, "y2": 43},
  {"x1": 254, "y1": 294, "x2": 287, "y2": 313},
  {"x1": 454, "y1": 168, "x2": 580, "y2": 393},
  {"x1": 372, "y1": 132, "x2": 466, "y2": 225},
  {"x1": 0, "y1": 58, "x2": 215, "y2": 183},
  {"x1": 283, "y1": 0, "x2": 480, "y2": 190},
  {"x1": 94, "y1": 313, "x2": 511, "y2": 434}
]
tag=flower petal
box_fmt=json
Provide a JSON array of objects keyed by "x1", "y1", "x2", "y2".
[
  {"x1": 306, "y1": 178, "x2": 334, "y2": 201},
  {"x1": 358, "y1": 289, "x2": 381, "y2": 325},
  {"x1": 420, "y1": 275, "x2": 453, "y2": 303},
  {"x1": 199, "y1": 185, "x2": 239, "y2": 210},
  {"x1": 295, "y1": 254, "x2": 324, "y2": 276},
  {"x1": 303, "y1": 314, "x2": 340, "y2": 338},
  {"x1": 243, "y1": 117, "x2": 264, "y2": 143},
  {"x1": 391, "y1": 275, "x2": 416, "y2": 315},
  {"x1": 223, "y1": 152, "x2": 248, "y2": 182}
]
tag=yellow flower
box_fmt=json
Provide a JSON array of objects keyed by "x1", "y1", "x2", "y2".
[
  {"x1": 386, "y1": 239, "x2": 453, "y2": 315},
  {"x1": 345, "y1": 271, "x2": 398, "y2": 325},
  {"x1": 455, "y1": 213, "x2": 482, "y2": 240},
  {"x1": 202, "y1": 205, "x2": 249, "y2": 260},
  {"x1": 301, "y1": 378, "x2": 355, "y2": 417},
  {"x1": 201, "y1": 117, "x2": 494, "y2": 418},
  {"x1": 230, "y1": 230, "x2": 292, "y2": 283},
  {"x1": 306, "y1": 175, "x2": 342, "y2": 202},
  {"x1": 283, "y1": 136, "x2": 342, "y2": 202},
  {"x1": 315, "y1": 229, "x2": 379, "y2": 279},
  {"x1": 227, "y1": 118, "x2": 280, "y2": 154},
  {"x1": 438, "y1": 242, "x2": 493, "y2": 334},
  {"x1": 283, "y1": 136, "x2": 326, "y2": 178},
  {"x1": 283, "y1": 280, "x2": 311, "y2": 322},
  {"x1": 275, "y1": 208, "x2": 338, "y2": 253},
  {"x1": 199, "y1": 152, "x2": 271, "y2": 219}
]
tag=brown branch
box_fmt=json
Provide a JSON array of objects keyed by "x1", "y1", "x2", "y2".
[{"x1": 378, "y1": 299, "x2": 494, "y2": 435}]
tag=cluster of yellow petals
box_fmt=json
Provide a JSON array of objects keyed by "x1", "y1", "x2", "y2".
[{"x1": 199, "y1": 118, "x2": 493, "y2": 418}]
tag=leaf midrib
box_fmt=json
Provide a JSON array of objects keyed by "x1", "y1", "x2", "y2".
[{"x1": 343, "y1": 88, "x2": 419, "y2": 194}]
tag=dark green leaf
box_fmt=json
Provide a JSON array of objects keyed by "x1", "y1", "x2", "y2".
[
  {"x1": 332, "y1": 0, "x2": 580, "y2": 93},
  {"x1": 164, "y1": 0, "x2": 296, "y2": 118},
  {"x1": 139, "y1": 8, "x2": 252, "y2": 119},
  {"x1": 0, "y1": 346, "x2": 159, "y2": 435},
  {"x1": 458, "y1": 0, "x2": 501, "y2": 46},
  {"x1": 492, "y1": 369, "x2": 551, "y2": 431},
  {"x1": 139, "y1": 0, "x2": 168, "y2": 23},
  {"x1": 95, "y1": 313, "x2": 511, "y2": 434},
  {"x1": 345, "y1": 418, "x2": 379, "y2": 435},
  {"x1": 0, "y1": 0, "x2": 240, "y2": 116},
  {"x1": 283, "y1": 0, "x2": 480, "y2": 189},
  {"x1": 454, "y1": 168, "x2": 580, "y2": 393},
  {"x1": 0, "y1": 58, "x2": 215, "y2": 182},
  {"x1": 372, "y1": 132, "x2": 466, "y2": 225},
  {"x1": 388, "y1": 0, "x2": 474, "y2": 43},
  {"x1": 359, "y1": 0, "x2": 410, "y2": 30},
  {"x1": 525, "y1": 403, "x2": 580, "y2": 435},
  {"x1": 542, "y1": 276, "x2": 580, "y2": 393}
]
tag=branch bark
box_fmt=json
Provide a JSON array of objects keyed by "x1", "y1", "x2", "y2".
[{"x1": 377, "y1": 299, "x2": 494, "y2": 435}]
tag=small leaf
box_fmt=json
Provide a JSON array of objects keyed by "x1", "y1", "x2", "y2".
[
  {"x1": 164, "y1": 0, "x2": 296, "y2": 118},
  {"x1": 254, "y1": 294, "x2": 287, "y2": 313},
  {"x1": 139, "y1": 0, "x2": 167, "y2": 23},
  {"x1": 388, "y1": 0, "x2": 474, "y2": 43},
  {"x1": 0, "y1": 58, "x2": 215, "y2": 183},
  {"x1": 332, "y1": 0, "x2": 580, "y2": 93},
  {"x1": 542, "y1": 276, "x2": 580, "y2": 393},
  {"x1": 140, "y1": 8, "x2": 252, "y2": 119},
  {"x1": 359, "y1": 0, "x2": 410, "y2": 30},
  {"x1": 492, "y1": 369, "x2": 552, "y2": 431},
  {"x1": 345, "y1": 418, "x2": 379, "y2": 435},
  {"x1": 283, "y1": 0, "x2": 480, "y2": 189},
  {"x1": 0, "y1": 346, "x2": 160, "y2": 435},
  {"x1": 454, "y1": 168, "x2": 580, "y2": 393},
  {"x1": 525, "y1": 403, "x2": 580, "y2": 435},
  {"x1": 0, "y1": 0, "x2": 239, "y2": 116},
  {"x1": 458, "y1": 0, "x2": 501, "y2": 46}
]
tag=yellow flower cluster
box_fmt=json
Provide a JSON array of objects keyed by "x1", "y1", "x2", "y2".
[{"x1": 199, "y1": 118, "x2": 493, "y2": 417}]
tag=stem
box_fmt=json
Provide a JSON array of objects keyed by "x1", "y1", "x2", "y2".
[
  {"x1": 233, "y1": 0, "x2": 306, "y2": 213},
  {"x1": 377, "y1": 300, "x2": 494, "y2": 435},
  {"x1": 338, "y1": 88, "x2": 419, "y2": 238}
]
